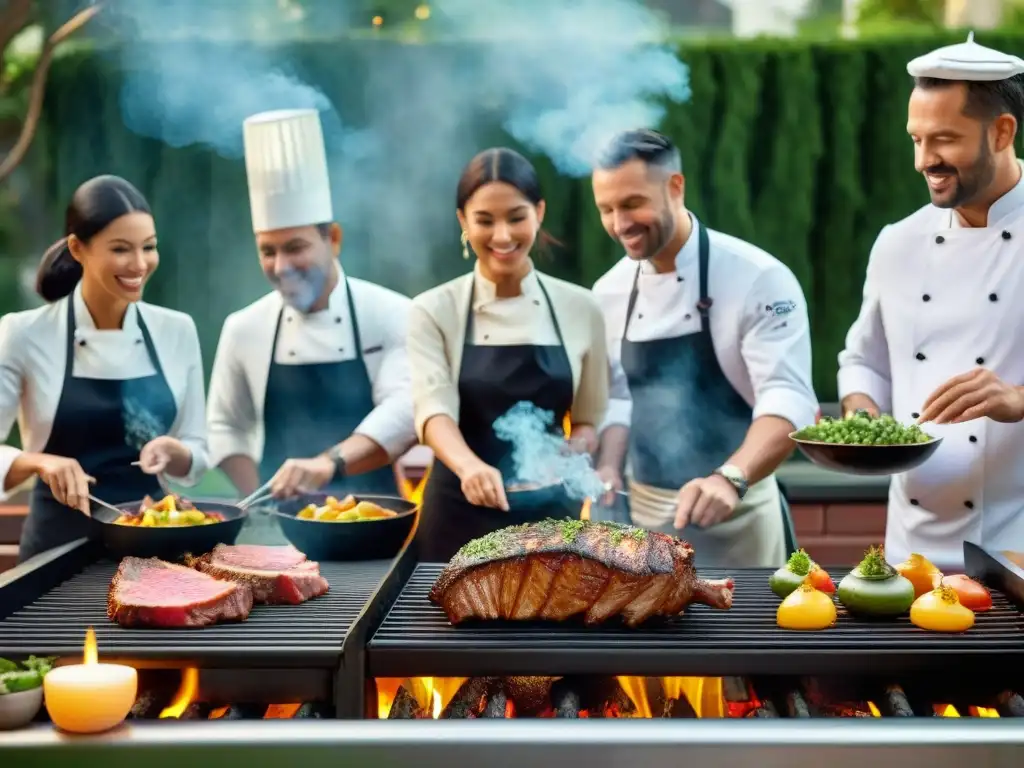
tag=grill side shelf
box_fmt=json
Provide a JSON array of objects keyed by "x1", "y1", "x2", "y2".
[
  {"x1": 366, "y1": 564, "x2": 1024, "y2": 678},
  {"x1": 0, "y1": 538, "x2": 100, "y2": 621}
]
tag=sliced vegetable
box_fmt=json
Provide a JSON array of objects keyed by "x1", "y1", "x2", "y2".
[
  {"x1": 777, "y1": 582, "x2": 838, "y2": 631},
  {"x1": 894, "y1": 553, "x2": 942, "y2": 597},
  {"x1": 941, "y1": 574, "x2": 992, "y2": 612},
  {"x1": 910, "y1": 585, "x2": 976, "y2": 633},
  {"x1": 769, "y1": 549, "x2": 813, "y2": 599},
  {"x1": 837, "y1": 546, "x2": 915, "y2": 617}
]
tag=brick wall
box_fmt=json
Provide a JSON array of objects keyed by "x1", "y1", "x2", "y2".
[{"x1": 791, "y1": 503, "x2": 887, "y2": 567}]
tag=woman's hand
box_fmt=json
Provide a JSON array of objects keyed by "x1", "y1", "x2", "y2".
[
  {"x1": 138, "y1": 436, "x2": 191, "y2": 476},
  {"x1": 33, "y1": 454, "x2": 95, "y2": 515},
  {"x1": 270, "y1": 456, "x2": 335, "y2": 499},
  {"x1": 459, "y1": 460, "x2": 509, "y2": 511}
]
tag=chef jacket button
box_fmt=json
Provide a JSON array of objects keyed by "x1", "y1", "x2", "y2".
[
  {"x1": 335, "y1": 317, "x2": 342, "y2": 323},
  {"x1": 922, "y1": 294, "x2": 931, "y2": 302},
  {"x1": 911, "y1": 412, "x2": 920, "y2": 419},
  {"x1": 77, "y1": 339, "x2": 86, "y2": 347},
  {"x1": 935, "y1": 235, "x2": 945, "y2": 244},
  {"x1": 676, "y1": 276, "x2": 684, "y2": 282},
  {"x1": 976, "y1": 356, "x2": 985, "y2": 365},
  {"x1": 965, "y1": 501, "x2": 975, "y2": 509},
  {"x1": 684, "y1": 313, "x2": 691, "y2": 320},
  {"x1": 915, "y1": 352, "x2": 926, "y2": 361},
  {"x1": 638, "y1": 313, "x2": 644, "y2": 319},
  {"x1": 969, "y1": 435, "x2": 978, "y2": 443},
  {"x1": 483, "y1": 334, "x2": 490, "y2": 340},
  {"x1": 286, "y1": 316, "x2": 292, "y2": 322},
  {"x1": 533, "y1": 299, "x2": 540, "y2": 306},
  {"x1": 288, "y1": 351, "x2": 296, "y2": 357},
  {"x1": 135, "y1": 338, "x2": 142, "y2": 345},
  {"x1": 990, "y1": 293, "x2": 999, "y2": 302},
  {"x1": 1003, "y1": 230, "x2": 1012, "y2": 240},
  {"x1": 910, "y1": 498, "x2": 920, "y2": 506},
  {"x1": 338, "y1": 347, "x2": 344, "y2": 352}
]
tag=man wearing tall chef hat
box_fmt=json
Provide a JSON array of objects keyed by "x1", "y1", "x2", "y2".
[
  {"x1": 839, "y1": 34, "x2": 1024, "y2": 570},
  {"x1": 206, "y1": 109, "x2": 417, "y2": 510},
  {"x1": 591, "y1": 129, "x2": 819, "y2": 568}
]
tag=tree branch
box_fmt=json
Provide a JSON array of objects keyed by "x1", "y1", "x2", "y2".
[{"x1": 0, "y1": 4, "x2": 102, "y2": 183}]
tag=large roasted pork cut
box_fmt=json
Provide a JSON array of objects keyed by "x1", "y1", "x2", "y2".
[
  {"x1": 108, "y1": 557, "x2": 254, "y2": 628},
  {"x1": 429, "y1": 520, "x2": 734, "y2": 627},
  {"x1": 187, "y1": 544, "x2": 330, "y2": 605}
]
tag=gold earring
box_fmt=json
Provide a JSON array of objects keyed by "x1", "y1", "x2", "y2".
[{"x1": 461, "y1": 230, "x2": 470, "y2": 260}]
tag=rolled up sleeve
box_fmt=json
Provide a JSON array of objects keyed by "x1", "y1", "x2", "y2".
[
  {"x1": 837, "y1": 228, "x2": 892, "y2": 412},
  {"x1": 206, "y1": 316, "x2": 260, "y2": 468},
  {"x1": 742, "y1": 265, "x2": 819, "y2": 430},
  {"x1": 355, "y1": 294, "x2": 417, "y2": 458},
  {"x1": 407, "y1": 300, "x2": 459, "y2": 442},
  {"x1": 0, "y1": 315, "x2": 23, "y2": 502},
  {"x1": 570, "y1": 301, "x2": 609, "y2": 427},
  {"x1": 166, "y1": 317, "x2": 209, "y2": 487}
]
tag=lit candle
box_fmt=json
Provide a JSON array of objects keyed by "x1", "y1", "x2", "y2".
[{"x1": 43, "y1": 627, "x2": 137, "y2": 734}]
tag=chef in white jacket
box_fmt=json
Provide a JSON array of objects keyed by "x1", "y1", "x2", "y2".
[
  {"x1": 207, "y1": 109, "x2": 416, "y2": 506},
  {"x1": 839, "y1": 34, "x2": 1024, "y2": 570},
  {"x1": 0, "y1": 175, "x2": 208, "y2": 562},
  {"x1": 592, "y1": 129, "x2": 818, "y2": 568}
]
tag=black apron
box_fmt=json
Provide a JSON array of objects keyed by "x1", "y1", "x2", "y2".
[
  {"x1": 621, "y1": 217, "x2": 795, "y2": 564},
  {"x1": 259, "y1": 278, "x2": 398, "y2": 497},
  {"x1": 416, "y1": 277, "x2": 579, "y2": 562},
  {"x1": 20, "y1": 299, "x2": 176, "y2": 563}
]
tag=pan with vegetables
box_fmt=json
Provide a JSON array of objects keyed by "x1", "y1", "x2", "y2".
[
  {"x1": 0, "y1": 656, "x2": 53, "y2": 730},
  {"x1": 790, "y1": 412, "x2": 941, "y2": 475},
  {"x1": 91, "y1": 494, "x2": 247, "y2": 560}
]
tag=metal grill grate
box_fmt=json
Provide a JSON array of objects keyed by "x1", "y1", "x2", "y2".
[
  {"x1": 0, "y1": 559, "x2": 393, "y2": 665},
  {"x1": 367, "y1": 565, "x2": 1024, "y2": 677}
]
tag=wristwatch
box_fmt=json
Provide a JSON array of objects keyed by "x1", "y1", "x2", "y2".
[
  {"x1": 323, "y1": 446, "x2": 347, "y2": 481},
  {"x1": 713, "y1": 464, "x2": 748, "y2": 500}
]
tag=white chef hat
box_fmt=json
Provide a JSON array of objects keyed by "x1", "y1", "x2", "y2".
[
  {"x1": 907, "y1": 31, "x2": 1024, "y2": 82},
  {"x1": 243, "y1": 108, "x2": 334, "y2": 233}
]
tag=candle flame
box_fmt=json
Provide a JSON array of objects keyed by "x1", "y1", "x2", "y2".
[{"x1": 83, "y1": 627, "x2": 98, "y2": 665}]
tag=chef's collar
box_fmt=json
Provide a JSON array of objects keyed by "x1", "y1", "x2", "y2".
[
  {"x1": 948, "y1": 159, "x2": 1024, "y2": 228},
  {"x1": 638, "y1": 212, "x2": 699, "y2": 276},
  {"x1": 472, "y1": 259, "x2": 540, "y2": 311},
  {"x1": 279, "y1": 261, "x2": 346, "y2": 320},
  {"x1": 72, "y1": 281, "x2": 140, "y2": 333}
]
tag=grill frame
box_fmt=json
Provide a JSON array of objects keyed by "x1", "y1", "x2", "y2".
[
  {"x1": 0, "y1": 537, "x2": 419, "y2": 718},
  {"x1": 367, "y1": 564, "x2": 1024, "y2": 678}
]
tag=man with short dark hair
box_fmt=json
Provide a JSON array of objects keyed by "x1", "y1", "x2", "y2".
[
  {"x1": 839, "y1": 33, "x2": 1024, "y2": 569},
  {"x1": 591, "y1": 128, "x2": 818, "y2": 568}
]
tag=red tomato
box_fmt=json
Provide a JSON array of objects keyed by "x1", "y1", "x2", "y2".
[
  {"x1": 808, "y1": 566, "x2": 835, "y2": 594},
  {"x1": 941, "y1": 574, "x2": 992, "y2": 612}
]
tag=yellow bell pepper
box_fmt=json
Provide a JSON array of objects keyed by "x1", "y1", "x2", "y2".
[
  {"x1": 910, "y1": 585, "x2": 975, "y2": 633},
  {"x1": 894, "y1": 553, "x2": 942, "y2": 598},
  {"x1": 777, "y1": 581, "x2": 837, "y2": 631}
]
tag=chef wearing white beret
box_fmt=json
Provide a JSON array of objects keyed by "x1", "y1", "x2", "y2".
[
  {"x1": 206, "y1": 109, "x2": 417, "y2": 509},
  {"x1": 839, "y1": 33, "x2": 1024, "y2": 569}
]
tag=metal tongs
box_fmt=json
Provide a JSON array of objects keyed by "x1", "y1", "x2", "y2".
[{"x1": 237, "y1": 482, "x2": 275, "y2": 510}]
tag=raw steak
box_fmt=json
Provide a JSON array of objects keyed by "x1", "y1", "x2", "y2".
[
  {"x1": 187, "y1": 544, "x2": 329, "y2": 605},
  {"x1": 108, "y1": 557, "x2": 253, "y2": 628},
  {"x1": 429, "y1": 520, "x2": 734, "y2": 627}
]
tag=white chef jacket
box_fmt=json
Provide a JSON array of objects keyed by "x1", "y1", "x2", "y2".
[
  {"x1": 838, "y1": 169, "x2": 1024, "y2": 570},
  {"x1": 594, "y1": 216, "x2": 819, "y2": 436},
  {"x1": 206, "y1": 266, "x2": 416, "y2": 467},
  {"x1": 0, "y1": 283, "x2": 209, "y2": 501}
]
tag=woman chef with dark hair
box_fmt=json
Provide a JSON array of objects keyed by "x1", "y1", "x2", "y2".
[
  {"x1": 0, "y1": 175, "x2": 209, "y2": 562},
  {"x1": 408, "y1": 147, "x2": 609, "y2": 562}
]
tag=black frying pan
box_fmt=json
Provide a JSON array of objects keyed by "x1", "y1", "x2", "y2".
[
  {"x1": 270, "y1": 493, "x2": 418, "y2": 561},
  {"x1": 90, "y1": 498, "x2": 247, "y2": 560}
]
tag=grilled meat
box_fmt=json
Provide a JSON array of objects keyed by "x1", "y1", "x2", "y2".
[
  {"x1": 187, "y1": 544, "x2": 329, "y2": 605},
  {"x1": 429, "y1": 519, "x2": 734, "y2": 627}
]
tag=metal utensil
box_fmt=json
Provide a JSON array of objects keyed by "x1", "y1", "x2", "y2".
[
  {"x1": 239, "y1": 481, "x2": 275, "y2": 510},
  {"x1": 87, "y1": 494, "x2": 127, "y2": 517},
  {"x1": 130, "y1": 461, "x2": 173, "y2": 495}
]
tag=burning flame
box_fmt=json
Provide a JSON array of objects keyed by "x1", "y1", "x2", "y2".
[
  {"x1": 159, "y1": 668, "x2": 200, "y2": 719},
  {"x1": 581, "y1": 498, "x2": 591, "y2": 521},
  {"x1": 867, "y1": 702, "x2": 881, "y2": 717},
  {"x1": 400, "y1": 466, "x2": 430, "y2": 505},
  {"x1": 618, "y1": 676, "x2": 724, "y2": 718},
  {"x1": 970, "y1": 706, "x2": 1000, "y2": 718},
  {"x1": 934, "y1": 703, "x2": 960, "y2": 717},
  {"x1": 376, "y1": 677, "x2": 465, "y2": 719},
  {"x1": 83, "y1": 627, "x2": 97, "y2": 665}
]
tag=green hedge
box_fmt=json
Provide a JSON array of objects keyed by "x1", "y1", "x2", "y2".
[{"x1": 36, "y1": 31, "x2": 1024, "y2": 401}]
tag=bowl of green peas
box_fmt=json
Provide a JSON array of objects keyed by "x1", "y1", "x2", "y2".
[{"x1": 789, "y1": 412, "x2": 941, "y2": 475}]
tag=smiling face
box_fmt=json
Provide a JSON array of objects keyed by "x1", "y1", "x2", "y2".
[
  {"x1": 257, "y1": 223, "x2": 341, "y2": 312},
  {"x1": 908, "y1": 82, "x2": 1001, "y2": 209},
  {"x1": 592, "y1": 158, "x2": 682, "y2": 261},
  {"x1": 70, "y1": 212, "x2": 158, "y2": 304},
  {"x1": 457, "y1": 181, "x2": 545, "y2": 282}
]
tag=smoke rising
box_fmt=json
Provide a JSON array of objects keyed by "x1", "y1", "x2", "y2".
[
  {"x1": 493, "y1": 401, "x2": 605, "y2": 502},
  {"x1": 100, "y1": 0, "x2": 690, "y2": 287}
]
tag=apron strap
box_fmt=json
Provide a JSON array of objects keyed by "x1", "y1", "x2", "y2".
[
  {"x1": 343, "y1": 276, "x2": 367, "y2": 362},
  {"x1": 534, "y1": 276, "x2": 566, "y2": 348},
  {"x1": 135, "y1": 308, "x2": 169, "y2": 382},
  {"x1": 63, "y1": 296, "x2": 76, "y2": 379}
]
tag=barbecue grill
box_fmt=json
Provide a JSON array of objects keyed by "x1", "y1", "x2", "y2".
[{"x1": 0, "y1": 536, "x2": 416, "y2": 718}]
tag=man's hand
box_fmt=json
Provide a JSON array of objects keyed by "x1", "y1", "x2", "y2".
[
  {"x1": 919, "y1": 368, "x2": 1024, "y2": 425},
  {"x1": 459, "y1": 460, "x2": 509, "y2": 511},
  {"x1": 674, "y1": 474, "x2": 740, "y2": 530},
  {"x1": 138, "y1": 436, "x2": 189, "y2": 475},
  {"x1": 841, "y1": 393, "x2": 881, "y2": 419},
  {"x1": 596, "y1": 465, "x2": 622, "y2": 506},
  {"x1": 270, "y1": 456, "x2": 336, "y2": 499}
]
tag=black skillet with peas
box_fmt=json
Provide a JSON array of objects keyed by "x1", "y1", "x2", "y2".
[{"x1": 792, "y1": 412, "x2": 934, "y2": 446}]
